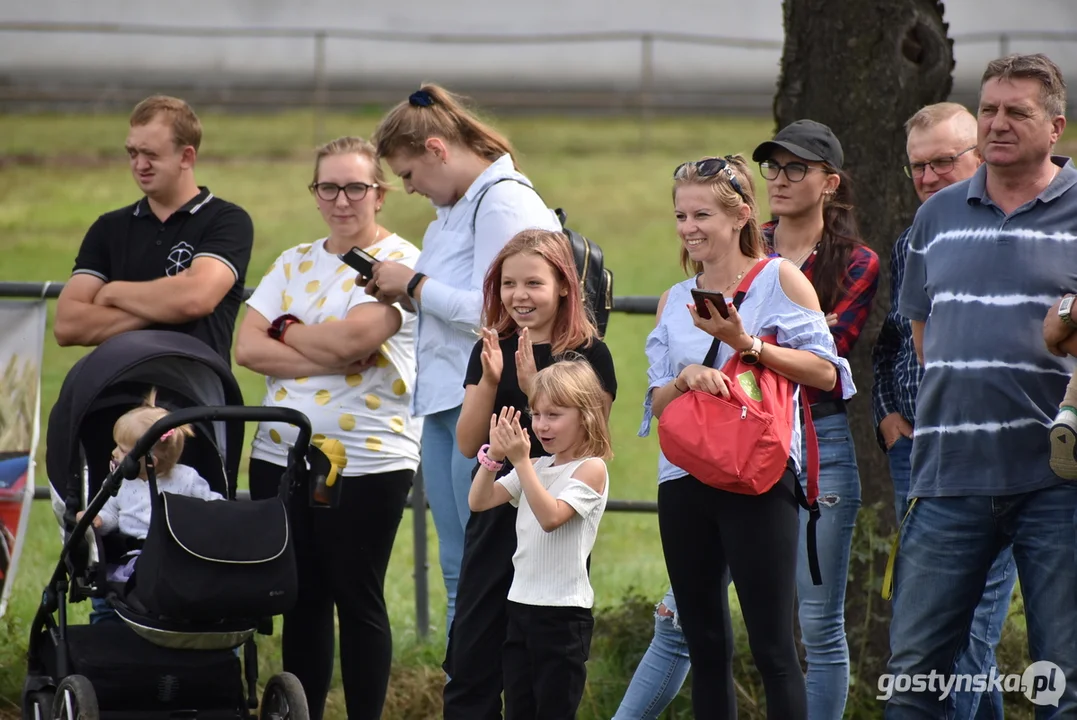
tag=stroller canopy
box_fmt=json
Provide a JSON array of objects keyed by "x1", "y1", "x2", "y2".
[{"x1": 46, "y1": 330, "x2": 244, "y2": 504}]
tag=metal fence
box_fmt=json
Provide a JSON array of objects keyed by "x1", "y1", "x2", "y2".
[
  {"x1": 2, "y1": 280, "x2": 659, "y2": 638},
  {"x1": 2, "y1": 21, "x2": 1077, "y2": 125}
]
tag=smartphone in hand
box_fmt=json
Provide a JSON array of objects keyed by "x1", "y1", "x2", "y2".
[
  {"x1": 340, "y1": 247, "x2": 378, "y2": 280},
  {"x1": 690, "y1": 288, "x2": 730, "y2": 320}
]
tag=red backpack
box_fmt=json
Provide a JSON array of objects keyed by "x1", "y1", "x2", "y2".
[{"x1": 657, "y1": 258, "x2": 822, "y2": 585}]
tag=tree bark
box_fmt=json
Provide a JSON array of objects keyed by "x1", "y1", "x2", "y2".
[{"x1": 774, "y1": 0, "x2": 954, "y2": 712}]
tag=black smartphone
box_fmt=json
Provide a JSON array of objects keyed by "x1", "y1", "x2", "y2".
[
  {"x1": 340, "y1": 247, "x2": 378, "y2": 280},
  {"x1": 690, "y1": 288, "x2": 730, "y2": 320}
]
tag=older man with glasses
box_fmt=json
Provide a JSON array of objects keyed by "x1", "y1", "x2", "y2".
[{"x1": 872, "y1": 101, "x2": 1017, "y2": 720}]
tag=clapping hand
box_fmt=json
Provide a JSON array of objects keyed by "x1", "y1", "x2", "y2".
[
  {"x1": 489, "y1": 406, "x2": 531, "y2": 466},
  {"x1": 480, "y1": 328, "x2": 504, "y2": 384},
  {"x1": 515, "y1": 327, "x2": 538, "y2": 396}
]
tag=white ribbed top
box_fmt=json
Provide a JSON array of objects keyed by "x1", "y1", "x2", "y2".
[{"x1": 496, "y1": 455, "x2": 609, "y2": 608}]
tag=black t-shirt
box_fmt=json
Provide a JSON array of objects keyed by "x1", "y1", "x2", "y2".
[
  {"x1": 72, "y1": 186, "x2": 254, "y2": 362},
  {"x1": 463, "y1": 334, "x2": 617, "y2": 463}
]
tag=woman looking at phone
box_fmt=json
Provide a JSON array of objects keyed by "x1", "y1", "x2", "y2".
[
  {"x1": 635, "y1": 154, "x2": 853, "y2": 719},
  {"x1": 235, "y1": 136, "x2": 422, "y2": 720},
  {"x1": 753, "y1": 120, "x2": 879, "y2": 720},
  {"x1": 365, "y1": 84, "x2": 562, "y2": 645}
]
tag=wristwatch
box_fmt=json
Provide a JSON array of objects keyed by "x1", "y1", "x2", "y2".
[
  {"x1": 1060, "y1": 295, "x2": 1077, "y2": 329},
  {"x1": 740, "y1": 335, "x2": 764, "y2": 365},
  {"x1": 407, "y1": 272, "x2": 427, "y2": 299}
]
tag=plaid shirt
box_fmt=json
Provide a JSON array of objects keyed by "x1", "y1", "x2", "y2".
[
  {"x1": 870, "y1": 227, "x2": 923, "y2": 448},
  {"x1": 762, "y1": 220, "x2": 880, "y2": 406}
]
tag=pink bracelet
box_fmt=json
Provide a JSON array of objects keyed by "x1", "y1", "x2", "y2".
[{"x1": 478, "y1": 444, "x2": 505, "y2": 472}]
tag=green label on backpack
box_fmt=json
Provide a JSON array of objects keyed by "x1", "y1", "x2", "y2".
[{"x1": 738, "y1": 370, "x2": 763, "y2": 402}]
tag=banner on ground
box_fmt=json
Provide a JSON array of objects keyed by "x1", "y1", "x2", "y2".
[{"x1": 0, "y1": 300, "x2": 46, "y2": 619}]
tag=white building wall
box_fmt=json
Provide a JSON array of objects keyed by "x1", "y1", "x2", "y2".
[{"x1": 0, "y1": 0, "x2": 1074, "y2": 101}]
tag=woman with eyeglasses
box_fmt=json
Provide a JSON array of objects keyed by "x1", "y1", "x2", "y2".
[
  {"x1": 753, "y1": 120, "x2": 879, "y2": 720},
  {"x1": 235, "y1": 135, "x2": 422, "y2": 720},
  {"x1": 630, "y1": 153, "x2": 853, "y2": 720}
]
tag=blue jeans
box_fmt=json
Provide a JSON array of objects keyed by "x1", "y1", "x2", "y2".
[
  {"x1": 796, "y1": 412, "x2": 861, "y2": 720},
  {"x1": 889, "y1": 436, "x2": 1017, "y2": 720},
  {"x1": 612, "y1": 588, "x2": 692, "y2": 720},
  {"x1": 420, "y1": 405, "x2": 478, "y2": 637},
  {"x1": 89, "y1": 596, "x2": 119, "y2": 624},
  {"x1": 886, "y1": 482, "x2": 1077, "y2": 718}
]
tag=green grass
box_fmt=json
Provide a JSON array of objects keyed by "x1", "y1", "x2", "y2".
[{"x1": 0, "y1": 109, "x2": 782, "y2": 718}]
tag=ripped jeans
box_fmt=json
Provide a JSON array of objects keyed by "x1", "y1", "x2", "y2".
[
  {"x1": 613, "y1": 413, "x2": 860, "y2": 720},
  {"x1": 611, "y1": 588, "x2": 694, "y2": 720}
]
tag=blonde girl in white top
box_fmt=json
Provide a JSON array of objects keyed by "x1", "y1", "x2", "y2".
[
  {"x1": 235, "y1": 136, "x2": 420, "y2": 720},
  {"x1": 468, "y1": 359, "x2": 612, "y2": 720}
]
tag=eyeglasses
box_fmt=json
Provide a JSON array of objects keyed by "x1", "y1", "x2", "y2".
[
  {"x1": 309, "y1": 182, "x2": 379, "y2": 202},
  {"x1": 903, "y1": 146, "x2": 977, "y2": 179},
  {"x1": 759, "y1": 159, "x2": 828, "y2": 183},
  {"x1": 674, "y1": 158, "x2": 749, "y2": 202}
]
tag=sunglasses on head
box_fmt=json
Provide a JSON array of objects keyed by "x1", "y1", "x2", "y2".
[{"x1": 674, "y1": 157, "x2": 749, "y2": 202}]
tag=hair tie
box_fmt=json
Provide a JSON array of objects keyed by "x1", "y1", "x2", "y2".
[
  {"x1": 159, "y1": 429, "x2": 176, "y2": 442},
  {"x1": 409, "y1": 90, "x2": 434, "y2": 108}
]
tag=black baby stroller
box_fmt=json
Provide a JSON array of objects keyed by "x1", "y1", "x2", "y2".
[{"x1": 23, "y1": 330, "x2": 327, "y2": 720}]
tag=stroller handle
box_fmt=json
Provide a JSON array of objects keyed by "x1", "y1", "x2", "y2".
[{"x1": 121, "y1": 406, "x2": 314, "y2": 478}]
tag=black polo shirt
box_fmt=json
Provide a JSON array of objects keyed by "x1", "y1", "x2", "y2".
[{"x1": 72, "y1": 187, "x2": 254, "y2": 362}]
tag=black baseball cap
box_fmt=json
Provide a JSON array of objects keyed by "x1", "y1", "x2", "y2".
[{"x1": 752, "y1": 119, "x2": 844, "y2": 170}]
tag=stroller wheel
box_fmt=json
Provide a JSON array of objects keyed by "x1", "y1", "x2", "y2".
[
  {"x1": 52, "y1": 675, "x2": 98, "y2": 720},
  {"x1": 259, "y1": 672, "x2": 309, "y2": 720}
]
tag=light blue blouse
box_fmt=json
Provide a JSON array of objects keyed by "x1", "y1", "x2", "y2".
[{"x1": 639, "y1": 258, "x2": 856, "y2": 484}]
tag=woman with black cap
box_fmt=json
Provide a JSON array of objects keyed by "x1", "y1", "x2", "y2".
[{"x1": 754, "y1": 119, "x2": 879, "y2": 720}]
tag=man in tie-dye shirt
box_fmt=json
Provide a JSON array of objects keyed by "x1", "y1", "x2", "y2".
[{"x1": 885, "y1": 54, "x2": 1077, "y2": 717}]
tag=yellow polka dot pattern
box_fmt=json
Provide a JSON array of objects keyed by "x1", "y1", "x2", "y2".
[
  {"x1": 263, "y1": 263, "x2": 276, "y2": 277},
  {"x1": 295, "y1": 376, "x2": 309, "y2": 384},
  {"x1": 365, "y1": 437, "x2": 383, "y2": 452},
  {"x1": 392, "y1": 378, "x2": 407, "y2": 396},
  {"x1": 326, "y1": 315, "x2": 338, "y2": 322},
  {"x1": 315, "y1": 390, "x2": 331, "y2": 406},
  {"x1": 368, "y1": 247, "x2": 381, "y2": 257},
  {"x1": 317, "y1": 297, "x2": 328, "y2": 309},
  {"x1": 306, "y1": 280, "x2": 320, "y2": 293},
  {"x1": 365, "y1": 394, "x2": 381, "y2": 410},
  {"x1": 387, "y1": 250, "x2": 405, "y2": 260},
  {"x1": 274, "y1": 387, "x2": 287, "y2": 402},
  {"x1": 281, "y1": 293, "x2": 293, "y2": 312},
  {"x1": 390, "y1": 416, "x2": 405, "y2": 434},
  {"x1": 345, "y1": 373, "x2": 363, "y2": 387},
  {"x1": 375, "y1": 354, "x2": 389, "y2": 368},
  {"x1": 269, "y1": 429, "x2": 282, "y2": 444},
  {"x1": 283, "y1": 263, "x2": 292, "y2": 280},
  {"x1": 299, "y1": 260, "x2": 314, "y2": 274},
  {"x1": 339, "y1": 414, "x2": 356, "y2": 431},
  {"x1": 298, "y1": 244, "x2": 312, "y2": 254},
  {"x1": 341, "y1": 278, "x2": 356, "y2": 293},
  {"x1": 335, "y1": 263, "x2": 348, "y2": 275},
  {"x1": 312, "y1": 433, "x2": 326, "y2": 445}
]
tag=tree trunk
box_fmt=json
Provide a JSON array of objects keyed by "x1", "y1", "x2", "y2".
[{"x1": 774, "y1": 1, "x2": 954, "y2": 714}]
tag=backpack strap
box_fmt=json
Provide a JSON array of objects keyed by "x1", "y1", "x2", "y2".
[
  {"x1": 471, "y1": 177, "x2": 547, "y2": 234},
  {"x1": 798, "y1": 399, "x2": 823, "y2": 586}
]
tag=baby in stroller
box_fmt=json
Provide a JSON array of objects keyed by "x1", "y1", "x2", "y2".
[{"x1": 76, "y1": 388, "x2": 223, "y2": 585}]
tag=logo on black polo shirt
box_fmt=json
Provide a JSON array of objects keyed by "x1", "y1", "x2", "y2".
[{"x1": 166, "y1": 241, "x2": 195, "y2": 276}]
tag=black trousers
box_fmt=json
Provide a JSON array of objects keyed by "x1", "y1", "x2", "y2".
[
  {"x1": 442, "y1": 502, "x2": 519, "y2": 720},
  {"x1": 503, "y1": 601, "x2": 594, "y2": 720},
  {"x1": 249, "y1": 459, "x2": 412, "y2": 720},
  {"x1": 658, "y1": 467, "x2": 806, "y2": 720}
]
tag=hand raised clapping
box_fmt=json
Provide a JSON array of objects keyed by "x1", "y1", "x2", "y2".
[{"x1": 488, "y1": 406, "x2": 531, "y2": 466}]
